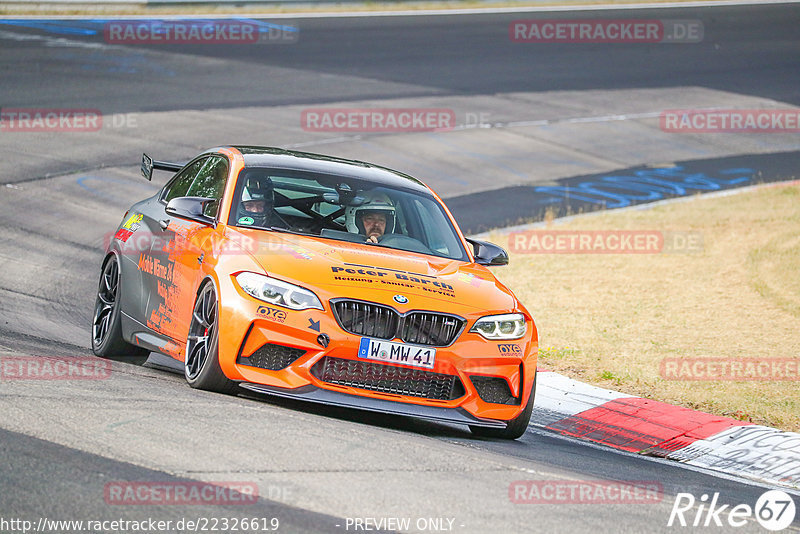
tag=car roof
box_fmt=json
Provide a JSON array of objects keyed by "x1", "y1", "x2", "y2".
[{"x1": 213, "y1": 145, "x2": 433, "y2": 194}]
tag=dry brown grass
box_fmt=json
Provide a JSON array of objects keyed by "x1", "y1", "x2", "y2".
[{"x1": 488, "y1": 182, "x2": 800, "y2": 431}]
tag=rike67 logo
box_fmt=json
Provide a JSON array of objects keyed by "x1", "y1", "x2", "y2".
[{"x1": 668, "y1": 490, "x2": 796, "y2": 531}]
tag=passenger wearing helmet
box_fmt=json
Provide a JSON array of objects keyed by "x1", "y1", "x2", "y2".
[
  {"x1": 237, "y1": 175, "x2": 283, "y2": 228},
  {"x1": 345, "y1": 192, "x2": 396, "y2": 244}
]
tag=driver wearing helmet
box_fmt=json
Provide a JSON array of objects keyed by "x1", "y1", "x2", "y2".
[{"x1": 345, "y1": 192, "x2": 396, "y2": 244}]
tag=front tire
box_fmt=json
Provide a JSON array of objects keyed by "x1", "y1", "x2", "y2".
[
  {"x1": 469, "y1": 372, "x2": 536, "y2": 440},
  {"x1": 185, "y1": 281, "x2": 238, "y2": 394},
  {"x1": 91, "y1": 254, "x2": 149, "y2": 361}
]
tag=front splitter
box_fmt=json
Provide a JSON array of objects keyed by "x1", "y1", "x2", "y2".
[{"x1": 238, "y1": 382, "x2": 506, "y2": 428}]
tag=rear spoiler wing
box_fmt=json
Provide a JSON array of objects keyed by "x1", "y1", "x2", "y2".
[{"x1": 141, "y1": 153, "x2": 184, "y2": 181}]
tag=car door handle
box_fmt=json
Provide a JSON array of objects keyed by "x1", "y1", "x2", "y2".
[{"x1": 159, "y1": 219, "x2": 170, "y2": 230}]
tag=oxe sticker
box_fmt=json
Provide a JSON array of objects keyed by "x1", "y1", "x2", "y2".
[
  {"x1": 498, "y1": 343, "x2": 522, "y2": 356},
  {"x1": 257, "y1": 305, "x2": 287, "y2": 323}
]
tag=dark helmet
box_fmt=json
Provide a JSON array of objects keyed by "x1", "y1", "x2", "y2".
[{"x1": 237, "y1": 175, "x2": 275, "y2": 228}]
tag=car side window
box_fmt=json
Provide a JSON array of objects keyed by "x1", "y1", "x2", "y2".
[
  {"x1": 186, "y1": 157, "x2": 229, "y2": 218},
  {"x1": 162, "y1": 158, "x2": 206, "y2": 203}
]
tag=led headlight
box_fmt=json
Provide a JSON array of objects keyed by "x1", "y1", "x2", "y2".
[
  {"x1": 470, "y1": 313, "x2": 527, "y2": 340},
  {"x1": 235, "y1": 272, "x2": 323, "y2": 311}
]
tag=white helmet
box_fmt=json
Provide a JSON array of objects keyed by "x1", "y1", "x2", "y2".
[{"x1": 345, "y1": 191, "x2": 396, "y2": 235}]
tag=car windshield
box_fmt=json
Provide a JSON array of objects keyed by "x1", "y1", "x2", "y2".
[{"x1": 228, "y1": 167, "x2": 469, "y2": 261}]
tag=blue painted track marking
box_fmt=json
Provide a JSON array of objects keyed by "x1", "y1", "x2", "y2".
[
  {"x1": 77, "y1": 175, "x2": 158, "y2": 201},
  {"x1": 531, "y1": 166, "x2": 756, "y2": 208}
]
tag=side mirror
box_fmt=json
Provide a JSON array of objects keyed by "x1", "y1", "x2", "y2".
[
  {"x1": 165, "y1": 197, "x2": 217, "y2": 227},
  {"x1": 141, "y1": 153, "x2": 153, "y2": 181},
  {"x1": 466, "y1": 238, "x2": 509, "y2": 266}
]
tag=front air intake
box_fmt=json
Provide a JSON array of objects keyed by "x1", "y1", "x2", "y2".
[
  {"x1": 311, "y1": 356, "x2": 465, "y2": 401},
  {"x1": 470, "y1": 376, "x2": 520, "y2": 405},
  {"x1": 237, "y1": 343, "x2": 305, "y2": 371}
]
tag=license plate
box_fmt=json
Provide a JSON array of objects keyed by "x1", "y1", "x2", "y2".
[{"x1": 358, "y1": 338, "x2": 436, "y2": 370}]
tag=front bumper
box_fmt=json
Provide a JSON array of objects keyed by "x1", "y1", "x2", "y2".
[{"x1": 216, "y1": 276, "x2": 537, "y2": 424}]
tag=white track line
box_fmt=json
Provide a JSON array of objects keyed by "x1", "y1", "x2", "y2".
[{"x1": 2, "y1": 0, "x2": 799, "y2": 19}]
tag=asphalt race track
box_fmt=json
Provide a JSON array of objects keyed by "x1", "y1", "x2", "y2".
[{"x1": 1, "y1": 3, "x2": 799, "y2": 532}]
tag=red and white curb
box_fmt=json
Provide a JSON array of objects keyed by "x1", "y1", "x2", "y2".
[{"x1": 533, "y1": 370, "x2": 800, "y2": 491}]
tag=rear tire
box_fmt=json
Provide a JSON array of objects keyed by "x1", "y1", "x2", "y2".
[
  {"x1": 91, "y1": 254, "x2": 149, "y2": 361},
  {"x1": 184, "y1": 281, "x2": 239, "y2": 395},
  {"x1": 469, "y1": 371, "x2": 536, "y2": 440}
]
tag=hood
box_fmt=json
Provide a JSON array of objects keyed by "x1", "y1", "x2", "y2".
[{"x1": 230, "y1": 228, "x2": 517, "y2": 315}]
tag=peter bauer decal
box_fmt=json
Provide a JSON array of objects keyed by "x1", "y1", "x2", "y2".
[
  {"x1": 330, "y1": 266, "x2": 455, "y2": 298},
  {"x1": 257, "y1": 305, "x2": 287, "y2": 323}
]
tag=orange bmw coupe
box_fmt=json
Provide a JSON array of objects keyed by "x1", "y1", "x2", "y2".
[{"x1": 92, "y1": 146, "x2": 538, "y2": 438}]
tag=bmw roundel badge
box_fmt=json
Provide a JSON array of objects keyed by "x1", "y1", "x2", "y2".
[{"x1": 393, "y1": 294, "x2": 409, "y2": 304}]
